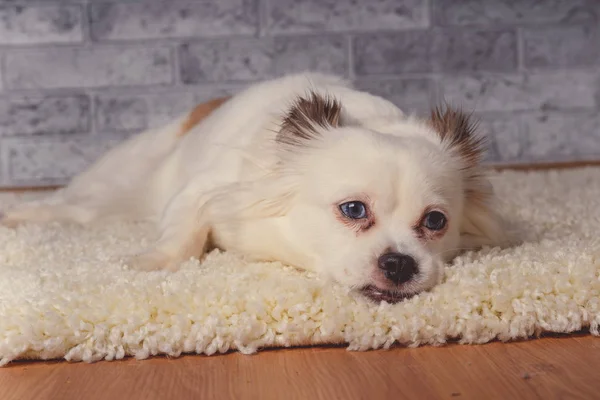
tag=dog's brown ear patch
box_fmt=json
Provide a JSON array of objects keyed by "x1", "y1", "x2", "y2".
[
  {"x1": 178, "y1": 97, "x2": 230, "y2": 138},
  {"x1": 429, "y1": 106, "x2": 486, "y2": 168},
  {"x1": 430, "y1": 105, "x2": 492, "y2": 204},
  {"x1": 277, "y1": 91, "x2": 342, "y2": 147}
]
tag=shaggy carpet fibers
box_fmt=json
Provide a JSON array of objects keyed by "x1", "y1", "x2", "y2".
[{"x1": 0, "y1": 168, "x2": 599, "y2": 366}]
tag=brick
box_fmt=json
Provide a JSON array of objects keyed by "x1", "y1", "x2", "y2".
[
  {"x1": 479, "y1": 111, "x2": 600, "y2": 162},
  {"x1": 95, "y1": 88, "x2": 237, "y2": 133},
  {"x1": 517, "y1": 111, "x2": 600, "y2": 161},
  {"x1": 95, "y1": 95, "x2": 148, "y2": 133},
  {"x1": 267, "y1": 0, "x2": 428, "y2": 34},
  {"x1": 353, "y1": 29, "x2": 517, "y2": 76},
  {"x1": 353, "y1": 78, "x2": 434, "y2": 114},
  {"x1": 353, "y1": 32, "x2": 432, "y2": 76},
  {"x1": 478, "y1": 114, "x2": 523, "y2": 162},
  {"x1": 4, "y1": 47, "x2": 172, "y2": 89},
  {"x1": 441, "y1": 71, "x2": 599, "y2": 112},
  {"x1": 3, "y1": 135, "x2": 126, "y2": 184},
  {"x1": 433, "y1": 29, "x2": 517, "y2": 72},
  {"x1": 434, "y1": 0, "x2": 599, "y2": 26},
  {"x1": 90, "y1": 0, "x2": 258, "y2": 41},
  {"x1": 0, "y1": 5, "x2": 82, "y2": 44},
  {"x1": 523, "y1": 25, "x2": 600, "y2": 69},
  {"x1": 0, "y1": 0, "x2": 84, "y2": 2},
  {"x1": 179, "y1": 36, "x2": 348, "y2": 84},
  {"x1": 0, "y1": 94, "x2": 90, "y2": 136}
]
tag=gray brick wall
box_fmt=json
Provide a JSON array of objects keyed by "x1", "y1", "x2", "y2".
[{"x1": 0, "y1": 0, "x2": 598, "y2": 187}]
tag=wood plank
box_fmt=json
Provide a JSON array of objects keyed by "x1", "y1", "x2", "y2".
[
  {"x1": 490, "y1": 159, "x2": 600, "y2": 171},
  {"x1": 1, "y1": 335, "x2": 599, "y2": 400}
]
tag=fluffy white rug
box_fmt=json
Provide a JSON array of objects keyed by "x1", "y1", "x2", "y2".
[{"x1": 1, "y1": 168, "x2": 599, "y2": 366}]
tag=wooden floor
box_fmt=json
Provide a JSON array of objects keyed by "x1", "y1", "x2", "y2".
[{"x1": 1, "y1": 334, "x2": 598, "y2": 400}]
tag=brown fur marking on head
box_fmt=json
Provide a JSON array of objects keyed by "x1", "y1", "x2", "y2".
[
  {"x1": 178, "y1": 96, "x2": 230, "y2": 138},
  {"x1": 277, "y1": 91, "x2": 342, "y2": 147},
  {"x1": 429, "y1": 105, "x2": 486, "y2": 169},
  {"x1": 429, "y1": 105, "x2": 492, "y2": 204}
]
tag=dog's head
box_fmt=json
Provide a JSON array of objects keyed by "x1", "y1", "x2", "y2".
[{"x1": 261, "y1": 92, "x2": 510, "y2": 303}]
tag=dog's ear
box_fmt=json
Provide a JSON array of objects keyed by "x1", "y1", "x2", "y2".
[
  {"x1": 429, "y1": 105, "x2": 515, "y2": 249},
  {"x1": 277, "y1": 91, "x2": 342, "y2": 147},
  {"x1": 428, "y1": 105, "x2": 489, "y2": 201},
  {"x1": 429, "y1": 105, "x2": 486, "y2": 169}
]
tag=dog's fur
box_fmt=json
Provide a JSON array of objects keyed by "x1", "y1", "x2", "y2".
[{"x1": 2, "y1": 73, "x2": 512, "y2": 303}]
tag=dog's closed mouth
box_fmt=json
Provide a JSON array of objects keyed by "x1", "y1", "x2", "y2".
[{"x1": 360, "y1": 285, "x2": 412, "y2": 304}]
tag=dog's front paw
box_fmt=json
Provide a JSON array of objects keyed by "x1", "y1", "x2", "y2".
[
  {"x1": 0, "y1": 203, "x2": 57, "y2": 228},
  {"x1": 124, "y1": 250, "x2": 182, "y2": 272},
  {"x1": 0, "y1": 209, "x2": 21, "y2": 228}
]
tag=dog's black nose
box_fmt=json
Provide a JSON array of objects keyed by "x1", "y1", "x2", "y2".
[{"x1": 378, "y1": 253, "x2": 418, "y2": 284}]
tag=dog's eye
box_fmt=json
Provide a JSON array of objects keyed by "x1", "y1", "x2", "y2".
[
  {"x1": 422, "y1": 211, "x2": 446, "y2": 231},
  {"x1": 339, "y1": 201, "x2": 367, "y2": 219}
]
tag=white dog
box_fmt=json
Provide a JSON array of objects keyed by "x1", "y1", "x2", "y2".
[{"x1": 2, "y1": 73, "x2": 512, "y2": 303}]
